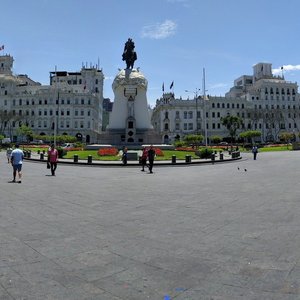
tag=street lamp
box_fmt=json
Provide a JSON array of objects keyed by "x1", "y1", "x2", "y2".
[{"x1": 185, "y1": 88, "x2": 201, "y2": 135}]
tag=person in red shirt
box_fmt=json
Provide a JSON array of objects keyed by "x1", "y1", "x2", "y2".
[{"x1": 47, "y1": 144, "x2": 58, "y2": 176}]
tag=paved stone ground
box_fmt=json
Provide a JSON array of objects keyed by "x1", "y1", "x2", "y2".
[{"x1": 0, "y1": 150, "x2": 300, "y2": 299}]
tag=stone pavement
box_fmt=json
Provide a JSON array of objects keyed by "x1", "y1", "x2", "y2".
[{"x1": 0, "y1": 150, "x2": 300, "y2": 299}]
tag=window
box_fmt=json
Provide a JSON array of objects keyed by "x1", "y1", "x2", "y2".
[
  {"x1": 75, "y1": 110, "x2": 78, "y2": 116},
  {"x1": 67, "y1": 110, "x2": 70, "y2": 116},
  {"x1": 165, "y1": 111, "x2": 169, "y2": 119},
  {"x1": 81, "y1": 110, "x2": 84, "y2": 116},
  {"x1": 184, "y1": 123, "x2": 187, "y2": 130},
  {"x1": 227, "y1": 103, "x2": 230, "y2": 108},
  {"x1": 217, "y1": 103, "x2": 220, "y2": 108},
  {"x1": 164, "y1": 123, "x2": 169, "y2": 130},
  {"x1": 212, "y1": 103, "x2": 215, "y2": 108},
  {"x1": 81, "y1": 99, "x2": 84, "y2": 105},
  {"x1": 87, "y1": 110, "x2": 90, "y2": 116},
  {"x1": 184, "y1": 111, "x2": 187, "y2": 119},
  {"x1": 222, "y1": 103, "x2": 225, "y2": 108},
  {"x1": 39, "y1": 110, "x2": 42, "y2": 116},
  {"x1": 188, "y1": 111, "x2": 193, "y2": 119},
  {"x1": 188, "y1": 123, "x2": 193, "y2": 130},
  {"x1": 212, "y1": 112, "x2": 215, "y2": 118},
  {"x1": 175, "y1": 123, "x2": 180, "y2": 130},
  {"x1": 176, "y1": 111, "x2": 180, "y2": 118},
  {"x1": 44, "y1": 110, "x2": 47, "y2": 116}
]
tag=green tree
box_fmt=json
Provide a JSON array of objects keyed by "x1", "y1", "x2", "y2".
[
  {"x1": 279, "y1": 132, "x2": 295, "y2": 149},
  {"x1": 221, "y1": 115, "x2": 243, "y2": 145},
  {"x1": 16, "y1": 125, "x2": 33, "y2": 142},
  {"x1": 210, "y1": 135, "x2": 222, "y2": 144},
  {"x1": 239, "y1": 130, "x2": 262, "y2": 145},
  {"x1": 184, "y1": 134, "x2": 204, "y2": 148}
]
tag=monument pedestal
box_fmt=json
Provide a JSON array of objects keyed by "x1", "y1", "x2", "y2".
[{"x1": 101, "y1": 68, "x2": 161, "y2": 146}]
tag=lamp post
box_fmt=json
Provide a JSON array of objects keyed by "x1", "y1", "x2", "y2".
[
  {"x1": 202, "y1": 68, "x2": 208, "y2": 147},
  {"x1": 185, "y1": 88, "x2": 201, "y2": 135}
]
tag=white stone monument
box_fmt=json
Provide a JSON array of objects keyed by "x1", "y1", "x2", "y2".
[{"x1": 103, "y1": 68, "x2": 161, "y2": 145}]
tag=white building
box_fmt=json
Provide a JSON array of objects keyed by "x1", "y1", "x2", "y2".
[
  {"x1": 0, "y1": 54, "x2": 104, "y2": 143},
  {"x1": 152, "y1": 63, "x2": 300, "y2": 143}
]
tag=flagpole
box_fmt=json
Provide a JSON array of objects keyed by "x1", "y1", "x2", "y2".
[
  {"x1": 203, "y1": 68, "x2": 208, "y2": 147},
  {"x1": 54, "y1": 66, "x2": 58, "y2": 147}
]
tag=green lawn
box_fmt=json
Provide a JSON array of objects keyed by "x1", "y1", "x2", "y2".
[{"x1": 23, "y1": 146, "x2": 292, "y2": 161}]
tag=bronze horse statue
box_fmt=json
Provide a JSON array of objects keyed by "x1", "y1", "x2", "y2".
[{"x1": 122, "y1": 38, "x2": 137, "y2": 69}]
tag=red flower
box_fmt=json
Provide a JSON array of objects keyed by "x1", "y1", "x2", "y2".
[{"x1": 98, "y1": 148, "x2": 118, "y2": 156}]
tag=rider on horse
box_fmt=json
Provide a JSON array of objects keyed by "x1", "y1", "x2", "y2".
[{"x1": 122, "y1": 38, "x2": 137, "y2": 69}]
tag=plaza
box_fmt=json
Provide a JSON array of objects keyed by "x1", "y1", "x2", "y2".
[{"x1": 0, "y1": 151, "x2": 300, "y2": 299}]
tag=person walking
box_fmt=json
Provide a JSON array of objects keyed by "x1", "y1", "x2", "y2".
[
  {"x1": 47, "y1": 144, "x2": 58, "y2": 176},
  {"x1": 140, "y1": 147, "x2": 148, "y2": 171},
  {"x1": 147, "y1": 145, "x2": 155, "y2": 174},
  {"x1": 10, "y1": 144, "x2": 24, "y2": 183},
  {"x1": 6, "y1": 147, "x2": 12, "y2": 163},
  {"x1": 252, "y1": 145, "x2": 258, "y2": 160},
  {"x1": 122, "y1": 147, "x2": 128, "y2": 165}
]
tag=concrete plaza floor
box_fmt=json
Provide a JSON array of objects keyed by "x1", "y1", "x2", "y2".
[{"x1": 0, "y1": 151, "x2": 300, "y2": 299}]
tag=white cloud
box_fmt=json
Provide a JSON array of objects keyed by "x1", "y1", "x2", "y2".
[
  {"x1": 208, "y1": 83, "x2": 228, "y2": 89},
  {"x1": 273, "y1": 64, "x2": 300, "y2": 75},
  {"x1": 141, "y1": 20, "x2": 177, "y2": 39}
]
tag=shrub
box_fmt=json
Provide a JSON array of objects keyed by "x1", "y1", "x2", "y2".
[
  {"x1": 57, "y1": 147, "x2": 67, "y2": 158},
  {"x1": 98, "y1": 148, "x2": 118, "y2": 156},
  {"x1": 196, "y1": 148, "x2": 213, "y2": 159}
]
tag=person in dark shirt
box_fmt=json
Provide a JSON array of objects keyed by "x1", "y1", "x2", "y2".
[{"x1": 147, "y1": 145, "x2": 155, "y2": 174}]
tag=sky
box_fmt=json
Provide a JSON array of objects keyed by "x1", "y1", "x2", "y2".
[{"x1": 1, "y1": 0, "x2": 300, "y2": 107}]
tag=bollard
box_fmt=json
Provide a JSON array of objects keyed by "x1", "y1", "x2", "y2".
[
  {"x1": 40, "y1": 153, "x2": 44, "y2": 160},
  {"x1": 185, "y1": 155, "x2": 191, "y2": 163},
  {"x1": 37, "y1": 150, "x2": 40, "y2": 154},
  {"x1": 231, "y1": 152, "x2": 236, "y2": 158},
  {"x1": 87, "y1": 155, "x2": 92, "y2": 164},
  {"x1": 73, "y1": 154, "x2": 79, "y2": 163},
  {"x1": 171, "y1": 155, "x2": 176, "y2": 164},
  {"x1": 28, "y1": 150, "x2": 31, "y2": 158},
  {"x1": 23, "y1": 151, "x2": 27, "y2": 158},
  {"x1": 220, "y1": 152, "x2": 224, "y2": 160},
  {"x1": 211, "y1": 153, "x2": 215, "y2": 161}
]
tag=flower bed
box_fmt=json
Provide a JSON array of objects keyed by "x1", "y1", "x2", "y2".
[
  {"x1": 98, "y1": 147, "x2": 118, "y2": 156},
  {"x1": 175, "y1": 147, "x2": 195, "y2": 151},
  {"x1": 153, "y1": 148, "x2": 164, "y2": 156}
]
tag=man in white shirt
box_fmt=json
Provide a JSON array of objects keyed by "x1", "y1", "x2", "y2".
[{"x1": 10, "y1": 144, "x2": 24, "y2": 183}]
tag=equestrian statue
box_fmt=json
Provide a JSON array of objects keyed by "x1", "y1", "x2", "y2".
[{"x1": 122, "y1": 38, "x2": 137, "y2": 69}]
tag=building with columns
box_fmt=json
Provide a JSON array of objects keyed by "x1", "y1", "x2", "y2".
[
  {"x1": 0, "y1": 54, "x2": 103, "y2": 143},
  {"x1": 151, "y1": 62, "x2": 300, "y2": 144}
]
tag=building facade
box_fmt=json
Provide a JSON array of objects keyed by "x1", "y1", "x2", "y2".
[
  {"x1": 0, "y1": 54, "x2": 104, "y2": 143},
  {"x1": 151, "y1": 63, "x2": 300, "y2": 144}
]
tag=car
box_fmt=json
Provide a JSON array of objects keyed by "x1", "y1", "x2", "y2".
[
  {"x1": 62, "y1": 143, "x2": 74, "y2": 149},
  {"x1": 30, "y1": 140, "x2": 44, "y2": 144},
  {"x1": 1, "y1": 138, "x2": 11, "y2": 144},
  {"x1": 219, "y1": 142, "x2": 228, "y2": 145}
]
